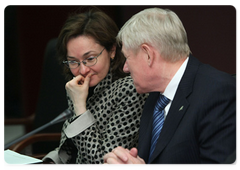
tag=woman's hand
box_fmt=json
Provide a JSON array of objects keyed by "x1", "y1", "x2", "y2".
[{"x1": 65, "y1": 73, "x2": 93, "y2": 116}]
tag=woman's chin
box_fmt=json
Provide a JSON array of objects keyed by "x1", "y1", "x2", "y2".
[{"x1": 89, "y1": 79, "x2": 99, "y2": 87}]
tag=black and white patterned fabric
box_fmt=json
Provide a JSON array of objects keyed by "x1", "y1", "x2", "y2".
[{"x1": 43, "y1": 72, "x2": 148, "y2": 164}]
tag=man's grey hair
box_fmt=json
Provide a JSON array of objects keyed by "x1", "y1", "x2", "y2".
[{"x1": 117, "y1": 8, "x2": 191, "y2": 62}]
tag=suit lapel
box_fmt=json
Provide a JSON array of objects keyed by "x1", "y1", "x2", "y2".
[
  {"x1": 149, "y1": 89, "x2": 189, "y2": 163},
  {"x1": 149, "y1": 55, "x2": 200, "y2": 163},
  {"x1": 138, "y1": 92, "x2": 159, "y2": 162}
]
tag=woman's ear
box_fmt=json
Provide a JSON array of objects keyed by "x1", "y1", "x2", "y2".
[
  {"x1": 110, "y1": 45, "x2": 116, "y2": 60},
  {"x1": 141, "y1": 44, "x2": 154, "y2": 67}
]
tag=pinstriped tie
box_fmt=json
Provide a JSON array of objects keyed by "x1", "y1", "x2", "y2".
[{"x1": 148, "y1": 94, "x2": 170, "y2": 163}]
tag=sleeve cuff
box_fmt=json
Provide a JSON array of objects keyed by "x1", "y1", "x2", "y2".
[
  {"x1": 64, "y1": 110, "x2": 96, "y2": 138},
  {"x1": 42, "y1": 150, "x2": 63, "y2": 164}
]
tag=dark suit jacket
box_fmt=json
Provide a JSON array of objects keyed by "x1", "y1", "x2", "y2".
[{"x1": 138, "y1": 55, "x2": 236, "y2": 164}]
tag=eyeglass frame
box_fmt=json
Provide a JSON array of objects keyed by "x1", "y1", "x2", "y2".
[{"x1": 63, "y1": 48, "x2": 105, "y2": 69}]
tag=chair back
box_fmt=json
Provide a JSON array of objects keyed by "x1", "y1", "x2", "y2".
[{"x1": 33, "y1": 38, "x2": 68, "y2": 154}]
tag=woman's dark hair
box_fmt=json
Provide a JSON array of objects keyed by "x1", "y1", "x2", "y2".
[{"x1": 57, "y1": 8, "x2": 128, "y2": 81}]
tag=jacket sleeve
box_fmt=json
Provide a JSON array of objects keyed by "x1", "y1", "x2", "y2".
[{"x1": 198, "y1": 80, "x2": 236, "y2": 163}]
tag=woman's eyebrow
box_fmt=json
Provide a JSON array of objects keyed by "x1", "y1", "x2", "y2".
[
  {"x1": 67, "y1": 50, "x2": 96, "y2": 59},
  {"x1": 66, "y1": 56, "x2": 77, "y2": 60},
  {"x1": 82, "y1": 51, "x2": 93, "y2": 57}
]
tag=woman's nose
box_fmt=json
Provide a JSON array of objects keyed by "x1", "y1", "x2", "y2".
[{"x1": 79, "y1": 63, "x2": 90, "y2": 76}]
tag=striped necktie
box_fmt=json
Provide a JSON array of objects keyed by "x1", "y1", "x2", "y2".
[{"x1": 148, "y1": 94, "x2": 170, "y2": 163}]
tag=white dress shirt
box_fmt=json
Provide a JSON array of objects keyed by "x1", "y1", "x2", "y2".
[{"x1": 163, "y1": 57, "x2": 189, "y2": 118}]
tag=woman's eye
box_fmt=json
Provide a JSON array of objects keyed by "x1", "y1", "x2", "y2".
[
  {"x1": 86, "y1": 56, "x2": 95, "y2": 61},
  {"x1": 68, "y1": 61, "x2": 78, "y2": 64}
]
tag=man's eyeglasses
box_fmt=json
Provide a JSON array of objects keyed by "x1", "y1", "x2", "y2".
[{"x1": 63, "y1": 48, "x2": 105, "y2": 69}]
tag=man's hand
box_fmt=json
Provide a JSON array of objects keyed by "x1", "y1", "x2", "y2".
[{"x1": 103, "y1": 146, "x2": 145, "y2": 164}]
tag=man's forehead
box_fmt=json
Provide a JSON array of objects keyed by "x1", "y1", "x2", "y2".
[{"x1": 121, "y1": 45, "x2": 129, "y2": 55}]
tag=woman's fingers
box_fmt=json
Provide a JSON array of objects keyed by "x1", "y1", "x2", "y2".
[{"x1": 65, "y1": 73, "x2": 93, "y2": 116}]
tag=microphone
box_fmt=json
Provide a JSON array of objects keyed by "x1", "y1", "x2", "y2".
[{"x1": 4, "y1": 109, "x2": 73, "y2": 150}]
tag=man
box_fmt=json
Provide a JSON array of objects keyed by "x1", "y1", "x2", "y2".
[{"x1": 103, "y1": 8, "x2": 236, "y2": 164}]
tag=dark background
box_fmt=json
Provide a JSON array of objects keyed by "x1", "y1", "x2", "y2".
[{"x1": 4, "y1": 5, "x2": 236, "y2": 120}]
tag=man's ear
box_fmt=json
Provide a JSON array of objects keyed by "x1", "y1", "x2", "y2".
[{"x1": 141, "y1": 43, "x2": 154, "y2": 67}]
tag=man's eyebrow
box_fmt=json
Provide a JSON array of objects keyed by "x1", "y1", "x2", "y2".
[{"x1": 121, "y1": 50, "x2": 125, "y2": 56}]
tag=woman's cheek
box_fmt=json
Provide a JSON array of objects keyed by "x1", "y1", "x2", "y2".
[{"x1": 70, "y1": 69, "x2": 79, "y2": 77}]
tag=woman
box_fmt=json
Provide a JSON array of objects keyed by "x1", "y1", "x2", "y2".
[{"x1": 43, "y1": 8, "x2": 148, "y2": 164}]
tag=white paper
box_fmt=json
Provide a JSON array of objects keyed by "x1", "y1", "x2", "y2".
[{"x1": 4, "y1": 149, "x2": 42, "y2": 164}]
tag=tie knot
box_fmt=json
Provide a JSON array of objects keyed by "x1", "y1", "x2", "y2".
[{"x1": 155, "y1": 94, "x2": 170, "y2": 111}]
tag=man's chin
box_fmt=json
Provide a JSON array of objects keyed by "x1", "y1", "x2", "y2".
[
  {"x1": 134, "y1": 83, "x2": 149, "y2": 94},
  {"x1": 135, "y1": 85, "x2": 144, "y2": 94}
]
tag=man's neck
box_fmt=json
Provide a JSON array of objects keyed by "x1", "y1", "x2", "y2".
[{"x1": 152, "y1": 57, "x2": 187, "y2": 93}]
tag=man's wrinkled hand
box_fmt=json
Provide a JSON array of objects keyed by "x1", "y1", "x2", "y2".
[{"x1": 103, "y1": 146, "x2": 145, "y2": 164}]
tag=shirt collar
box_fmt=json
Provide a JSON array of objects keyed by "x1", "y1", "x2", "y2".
[{"x1": 163, "y1": 57, "x2": 189, "y2": 101}]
